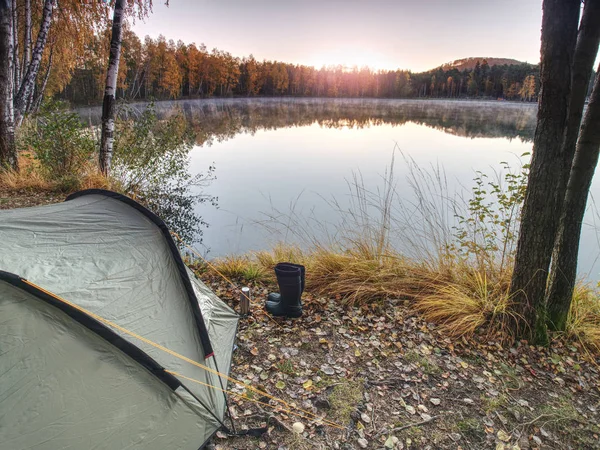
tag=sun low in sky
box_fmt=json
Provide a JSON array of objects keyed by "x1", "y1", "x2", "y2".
[
  {"x1": 133, "y1": 0, "x2": 543, "y2": 72},
  {"x1": 308, "y1": 47, "x2": 399, "y2": 71}
]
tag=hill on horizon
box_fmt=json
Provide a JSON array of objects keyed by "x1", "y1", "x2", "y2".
[{"x1": 436, "y1": 57, "x2": 533, "y2": 71}]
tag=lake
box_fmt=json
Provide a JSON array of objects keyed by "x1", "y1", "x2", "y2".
[{"x1": 77, "y1": 98, "x2": 600, "y2": 281}]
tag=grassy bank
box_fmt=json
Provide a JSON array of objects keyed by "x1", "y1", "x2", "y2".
[{"x1": 201, "y1": 242, "x2": 600, "y2": 355}]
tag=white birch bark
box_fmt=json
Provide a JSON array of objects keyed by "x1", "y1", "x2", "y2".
[
  {"x1": 23, "y1": 0, "x2": 31, "y2": 70},
  {"x1": 0, "y1": 0, "x2": 17, "y2": 171},
  {"x1": 13, "y1": 0, "x2": 53, "y2": 126},
  {"x1": 11, "y1": 0, "x2": 19, "y2": 89},
  {"x1": 99, "y1": 0, "x2": 125, "y2": 175}
]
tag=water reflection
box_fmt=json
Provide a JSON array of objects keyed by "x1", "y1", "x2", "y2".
[
  {"x1": 75, "y1": 99, "x2": 600, "y2": 280},
  {"x1": 78, "y1": 98, "x2": 537, "y2": 144}
]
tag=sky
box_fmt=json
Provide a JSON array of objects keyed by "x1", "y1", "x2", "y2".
[{"x1": 133, "y1": 0, "x2": 544, "y2": 73}]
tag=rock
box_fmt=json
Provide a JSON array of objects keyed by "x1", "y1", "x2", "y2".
[
  {"x1": 405, "y1": 405, "x2": 416, "y2": 415},
  {"x1": 292, "y1": 422, "x2": 305, "y2": 434},
  {"x1": 430, "y1": 398, "x2": 441, "y2": 406},
  {"x1": 532, "y1": 435, "x2": 542, "y2": 445},
  {"x1": 417, "y1": 404, "x2": 428, "y2": 413},
  {"x1": 357, "y1": 438, "x2": 368, "y2": 448},
  {"x1": 361, "y1": 412, "x2": 372, "y2": 424},
  {"x1": 463, "y1": 398, "x2": 474, "y2": 405}
]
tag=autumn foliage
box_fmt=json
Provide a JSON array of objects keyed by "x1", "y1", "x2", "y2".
[{"x1": 59, "y1": 30, "x2": 543, "y2": 104}]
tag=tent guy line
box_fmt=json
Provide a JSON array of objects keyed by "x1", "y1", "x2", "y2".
[
  {"x1": 20, "y1": 276, "x2": 344, "y2": 430},
  {"x1": 168, "y1": 370, "x2": 346, "y2": 430}
]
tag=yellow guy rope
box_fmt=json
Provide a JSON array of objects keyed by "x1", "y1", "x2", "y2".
[
  {"x1": 22, "y1": 279, "x2": 343, "y2": 430},
  {"x1": 170, "y1": 231, "x2": 282, "y2": 328},
  {"x1": 168, "y1": 370, "x2": 344, "y2": 429}
]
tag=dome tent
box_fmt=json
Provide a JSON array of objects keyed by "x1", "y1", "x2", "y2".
[{"x1": 0, "y1": 189, "x2": 238, "y2": 450}]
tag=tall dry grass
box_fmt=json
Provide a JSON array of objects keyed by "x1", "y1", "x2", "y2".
[
  {"x1": 564, "y1": 284, "x2": 600, "y2": 353},
  {"x1": 0, "y1": 161, "x2": 114, "y2": 193},
  {"x1": 213, "y1": 149, "x2": 600, "y2": 352}
]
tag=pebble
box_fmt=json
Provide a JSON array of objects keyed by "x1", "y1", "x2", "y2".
[
  {"x1": 430, "y1": 398, "x2": 441, "y2": 405},
  {"x1": 357, "y1": 437, "x2": 368, "y2": 448}
]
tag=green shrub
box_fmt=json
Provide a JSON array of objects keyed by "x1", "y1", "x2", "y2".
[
  {"x1": 449, "y1": 154, "x2": 529, "y2": 274},
  {"x1": 19, "y1": 101, "x2": 96, "y2": 180},
  {"x1": 113, "y1": 104, "x2": 217, "y2": 243}
]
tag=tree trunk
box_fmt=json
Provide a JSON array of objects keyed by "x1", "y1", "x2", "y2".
[
  {"x1": 99, "y1": 0, "x2": 125, "y2": 175},
  {"x1": 557, "y1": 0, "x2": 600, "y2": 205},
  {"x1": 546, "y1": 67, "x2": 600, "y2": 330},
  {"x1": 13, "y1": 0, "x2": 52, "y2": 127},
  {"x1": 11, "y1": 0, "x2": 19, "y2": 90},
  {"x1": 0, "y1": 0, "x2": 17, "y2": 171},
  {"x1": 29, "y1": 46, "x2": 52, "y2": 114},
  {"x1": 23, "y1": 0, "x2": 31, "y2": 73},
  {"x1": 508, "y1": 0, "x2": 580, "y2": 343}
]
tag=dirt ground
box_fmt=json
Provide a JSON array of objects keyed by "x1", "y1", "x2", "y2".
[{"x1": 201, "y1": 277, "x2": 600, "y2": 450}]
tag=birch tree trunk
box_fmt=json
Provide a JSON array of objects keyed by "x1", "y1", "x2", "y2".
[
  {"x1": 99, "y1": 0, "x2": 125, "y2": 175},
  {"x1": 508, "y1": 0, "x2": 580, "y2": 344},
  {"x1": 11, "y1": 0, "x2": 19, "y2": 90},
  {"x1": 546, "y1": 67, "x2": 600, "y2": 331},
  {"x1": 23, "y1": 0, "x2": 31, "y2": 72},
  {"x1": 0, "y1": 0, "x2": 17, "y2": 171},
  {"x1": 29, "y1": 47, "x2": 52, "y2": 115},
  {"x1": 13, "y1": 0, "x2": 53, "y2": 127}
]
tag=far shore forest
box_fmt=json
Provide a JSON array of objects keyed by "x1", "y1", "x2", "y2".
[{"x1": 61, "y1": 31, "x2": 548, "y2": 104}]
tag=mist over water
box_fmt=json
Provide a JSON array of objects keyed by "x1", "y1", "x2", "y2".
[{"x1": 77, "y1": 98, "x2": 600, "y2": 281}]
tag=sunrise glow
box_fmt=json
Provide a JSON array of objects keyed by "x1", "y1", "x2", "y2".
[{"x1": 308, "y1": 48, "x2": 400, "y2": 71}]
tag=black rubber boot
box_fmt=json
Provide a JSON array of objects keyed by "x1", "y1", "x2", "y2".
[
  {"x1": 265, "y1": 262, "x2": 304, "y2": 318},
  {"x1": 266, "y1": 263, "x2": 305, "y2": 305}
]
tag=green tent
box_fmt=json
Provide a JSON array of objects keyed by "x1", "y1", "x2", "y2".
[{"x1": 0, "y1": 190, "x2": 238, "y2": 450}]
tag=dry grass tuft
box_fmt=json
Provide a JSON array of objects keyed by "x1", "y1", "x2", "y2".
[
  {"x1": 0, "y1": 168, "x2": 52, "y2": 191},
  {"x1": 253, "y1": 241, "x2": 441, "y2": 304},
  {"x1": 415, "y1": 271, "x2": 513, "y2": 338},
  {"x1": 79, "y1": 170, "x2": 115, "y2": 191},
  {"x1": 213, "y1": 255, "x2": 267, "y2": 282},
  {"x1": 1, "y1": 158, "x2": 116, "y2": 195},
  {"x1": 565, "y1": 284, "x2": 600, "y2": 353},
  {"x1": 307, "y1": 246, "x2": 437, "y2": 304}
]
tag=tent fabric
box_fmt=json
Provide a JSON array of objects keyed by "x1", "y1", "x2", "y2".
[{"x1": 0, "y1": 190, "x2": 239, "y2": 450}]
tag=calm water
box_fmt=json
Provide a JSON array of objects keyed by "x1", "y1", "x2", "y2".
[{"x1": 77, "y1": 98, "x2": 600, "y2": 280}]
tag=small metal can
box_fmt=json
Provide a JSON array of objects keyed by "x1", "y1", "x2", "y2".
[{"x1": 240, "y1": 287, "x2": 251, "y2": 316}]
